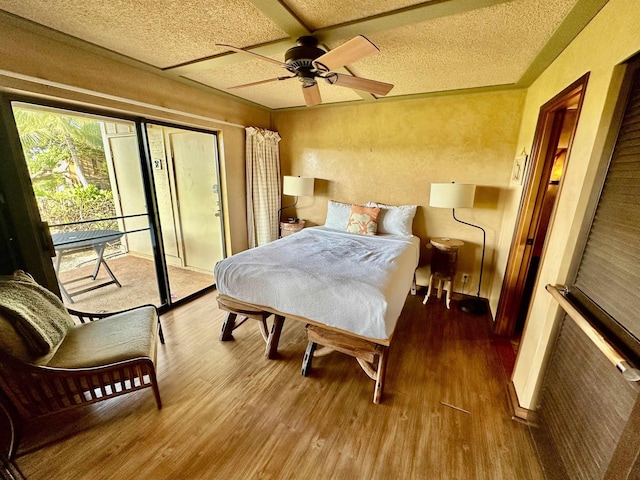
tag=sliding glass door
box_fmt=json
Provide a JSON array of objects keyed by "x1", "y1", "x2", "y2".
[
  {"x1": 145, "y1": 123, "x2": 225, "y2": 302},
  {"x1": 7, "y1": 101, "x2": 223, "y2": 312}
]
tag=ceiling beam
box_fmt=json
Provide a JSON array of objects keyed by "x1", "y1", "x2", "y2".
[
  {"x1": 166, "y1": 39, "x2": 293, "y2": 75},
  {"x1": 516, "y1": 0, "x2": 610, "y2": 87},
  {"x1": 247, "y1": 0, "x2": 311, "y2": 39},
  {"x1": 313, "y1": 0, "x2": 513, "y2": 42},
  {"x1": 164, "y1": 0, "x2": 511, "y2": 75}
]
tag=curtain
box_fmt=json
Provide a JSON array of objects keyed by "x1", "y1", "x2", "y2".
[{"x1": 246, "y1": 127, "x2": 281, "y2": 247}]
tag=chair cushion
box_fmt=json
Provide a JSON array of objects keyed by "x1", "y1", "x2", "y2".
[
  {"x1": 0, "y1": 271, "x2": 73, "y2": 356},
  {"x1": 47, "y1": 306, "x2": 158, "y2": 369}
]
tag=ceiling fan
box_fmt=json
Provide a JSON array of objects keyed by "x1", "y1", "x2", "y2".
[{"x1": 216, "y1": 35, "x2": 394, "y2": 107}]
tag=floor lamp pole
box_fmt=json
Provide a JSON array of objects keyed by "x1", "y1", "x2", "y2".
[
  {"x1": 277, "y1": 196, "x2": 298, "y2": 237},
  {"x1": 452, "y1": 208, "x2": 487, "y2": 315}
]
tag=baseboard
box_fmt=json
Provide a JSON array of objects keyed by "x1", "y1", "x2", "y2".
[{"x1": 508, "y1": 381, "x2": 537, "y2": 425}]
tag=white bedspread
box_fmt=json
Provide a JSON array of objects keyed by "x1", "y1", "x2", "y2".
[{"x1": 214, "y1": 227, "x2": 420, "y2": 340}]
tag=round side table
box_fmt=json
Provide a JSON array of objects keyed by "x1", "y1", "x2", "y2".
[
  {"x1": 280, "y1": 220, "x2": 305, "y2": 238},
  {"x1": 423, "y1": 237, "x2": 464, "y2": 309}
]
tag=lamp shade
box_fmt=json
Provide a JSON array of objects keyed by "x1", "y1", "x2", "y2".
[
  {"x1": 283, "y1": 176, "x2": 314, "y2": 197},
  {"x1": 430, "y1": 183, "x2": 476, "y2": 209}
]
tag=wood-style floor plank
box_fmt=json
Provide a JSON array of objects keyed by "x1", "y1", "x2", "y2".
[{"x1": 13, "y1": 291, "x2": 544, "y2": 480}]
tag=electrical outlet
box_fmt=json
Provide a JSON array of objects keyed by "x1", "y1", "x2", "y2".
[{"x1": 462, "y1": 273, "x2": 470, "y2": 283}]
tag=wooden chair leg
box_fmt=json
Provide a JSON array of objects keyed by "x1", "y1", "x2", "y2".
[
  {"x1": 373, "y1": 347, "x2": 389, "y2": 404},
  {"x1": 302, "y1": 341, "x2": 317, "y2": 376},
  {"x1": 0, "y1": 399, "x2": 19, "y2": 461},
  {"x1": 220, "y1": 312, "x2": 237, "y2": 341},
  {"x1": 0, "y1": 454, "x2": 25, "y2": 480},
  {"x1": 148, "y1": 369, "x2": 162, "y2": 409},
  {"x1": 265, "y1": 315, "x2": 285, "y2": 359},
  {"x1": 158, "y1": 319, "x2": 165, "y2": 344}
]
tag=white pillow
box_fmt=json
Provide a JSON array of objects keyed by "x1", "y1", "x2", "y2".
[
  {"x1": 366, "y1": 202, "x2": 417, "y2": 236},
  {"x1": 324, "y1": 200, "x2": 353, "y2": 230}
]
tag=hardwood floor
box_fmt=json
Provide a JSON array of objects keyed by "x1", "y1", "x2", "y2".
[{"x1": 13, "y1": 291, "x2": 544, "y2": 479}]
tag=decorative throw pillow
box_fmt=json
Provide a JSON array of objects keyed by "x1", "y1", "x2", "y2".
[{"x1": 346, "y1": 205, "x2": 380, "y2": 235}]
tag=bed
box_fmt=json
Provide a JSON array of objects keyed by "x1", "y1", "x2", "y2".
[{"x1": 214, "y1": 202, "x2": 420, "y2": 403}]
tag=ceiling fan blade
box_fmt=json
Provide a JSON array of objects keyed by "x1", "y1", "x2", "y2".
[
  {"x1": 313, "y1": 35, "x2": 380, "y2": 72},
  {"x1": 302, "y1": 83, "x2": 322, "y2": 107},
  {"x1": 228, "y1": 76, "x2": 294, "y2": 89},
  {"x1": 215, "y1": 43, "x2": 288, "y2": 67},
  {"x1": 328, "y1": 73, "x2": 394, "y2": 96}
]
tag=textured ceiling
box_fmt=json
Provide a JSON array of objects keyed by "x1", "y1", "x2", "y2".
[{"x1": 0, "y1": 0, "x2": 606, "y2": 110}]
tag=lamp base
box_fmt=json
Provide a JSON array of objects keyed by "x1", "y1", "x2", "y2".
[{"x1": 458, "y1": 297, "x2": 488, "y2": 315}]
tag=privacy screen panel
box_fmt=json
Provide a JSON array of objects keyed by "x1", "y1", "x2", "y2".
[
  {"x1": 574, "y1": 67, "x2": 640, "y2": 342},
  {"x1": 535, "y1": 316, "x2": 640, "y2": 479}
]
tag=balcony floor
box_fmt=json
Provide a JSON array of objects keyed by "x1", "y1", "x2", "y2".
[{"x1": 56, "y1": 253, "x2": 213, "y2": 313}]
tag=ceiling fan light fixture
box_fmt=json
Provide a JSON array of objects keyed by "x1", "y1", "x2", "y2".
[
  {"x1": 313, "y1": 60, "x2": 330, "y2": 73},
  {"x1": 285, "y1": 37, "x2": 326, "y2": 69},
  {"x1": 222, "y1": 34, "x2": 392, "y2": 106},
  {"x1": 300, "y1": 77, "x2": 317, "y2": 87}
]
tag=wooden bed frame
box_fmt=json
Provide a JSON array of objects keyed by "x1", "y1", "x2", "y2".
[{"x1": 216, "y1": 294, "x2": 391, "y2": 404}]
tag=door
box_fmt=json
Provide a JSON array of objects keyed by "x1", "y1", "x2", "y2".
[
  {"x1": 494, "y1": 74, "x2": 588, "y2": 338},
  {"x1": 168, "y1": 129, "x2": 224, "y2": 272},
  {"x1": 512, "y1": 108, "x2": 578, "y2": 334},
  {"x1": 5, "y1": 100, "x2": 222, "y2": 311},
  {"x1": 108, "y1": 134, "x2": 153, "y2": 257}
]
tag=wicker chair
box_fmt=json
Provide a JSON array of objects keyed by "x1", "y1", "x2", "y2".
[{"x1": 0, "y1": 304, "x2": 164, "y2": 458}]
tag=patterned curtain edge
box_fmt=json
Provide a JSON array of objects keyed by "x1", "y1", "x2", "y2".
[{"x1": 245, "y1": 127, "x2": 282, "y2": 248}]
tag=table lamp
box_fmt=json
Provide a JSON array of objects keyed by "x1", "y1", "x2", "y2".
[
  {"x1": 429, "y1": 182, "x2": 487, "y2": 315},
  {"x1": 280, "y1": 175, "x2": 314, "y2": 222}
]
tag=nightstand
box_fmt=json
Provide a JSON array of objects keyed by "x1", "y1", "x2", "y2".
[
  {"x1": 280, "y1": 220, "x2": 305, "y2": 238},
  {"x1": 423, "y1": 237, "x2": 464, "y2": 309}
]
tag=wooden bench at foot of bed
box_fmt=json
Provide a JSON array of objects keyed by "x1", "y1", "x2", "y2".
[
  {"x1": 215, "y1": 294, "x2": 392, "y2": 404},
  {"x1": 303, "y1": 325, "x2": 389, "y2": 404},
  {"x1": 217, "y1": 295, "x2": 285, "y2": 359}
]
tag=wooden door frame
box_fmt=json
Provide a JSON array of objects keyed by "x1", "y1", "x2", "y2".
[{"x1": 493, "y1": 73, "x2": 589, "y2": 337}]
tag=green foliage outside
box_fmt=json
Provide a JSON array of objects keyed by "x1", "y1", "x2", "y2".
[
  {"x1": 14, "y1": 107, "x2": 116, "y2": 231},
  {"x1": 38, "y1": 186, "x2": 117, "y2": 232}
]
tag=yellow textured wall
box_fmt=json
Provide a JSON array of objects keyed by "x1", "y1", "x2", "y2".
[
  {"x1": 503, "y1": 0, "x2": 640, "y2": 410},
  {"x1": 5, "y1": 2, "x2": 639, "y2": 413},
  {"x1": 273, "y1": 90, "x2": 525, "y2": 299},
  {"x1": 0, "y1": 14, "x2": 271, "y2": 254}
]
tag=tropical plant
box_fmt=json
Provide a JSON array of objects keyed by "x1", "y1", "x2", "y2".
[
  {"x1": 37, "y1": 185, "x2": 117, "y2": 231},
  {"x1": 13, "y1": 107, "x2": 117, "y2": 229},
  {"x1": 14, "y1": 108, "x2": 104, "y2": 188}
]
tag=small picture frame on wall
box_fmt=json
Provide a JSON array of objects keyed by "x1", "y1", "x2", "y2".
[{"x1": 511, "y1": 154, "x2": 528, "y2": 184}]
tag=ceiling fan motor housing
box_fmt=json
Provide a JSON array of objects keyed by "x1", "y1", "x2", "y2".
[{"x1": 285, "y1": 36, "x2": 326, "y2": 85}]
